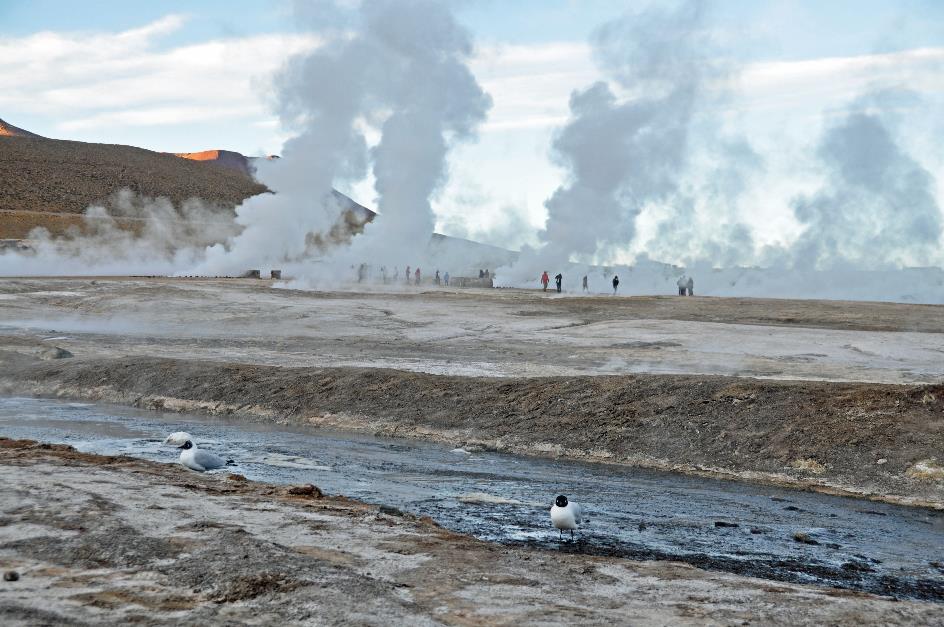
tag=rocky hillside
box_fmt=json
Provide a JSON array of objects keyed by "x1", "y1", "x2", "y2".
[
  {"x1": 0, "y1": 119, "x2": 376, "y2": 240},
  {"x1": 0, "y1": 134, "x2": 267, "y2": 217},
  {"x1": 174, "y1": 149, "x2": 268, "y2": 176}
]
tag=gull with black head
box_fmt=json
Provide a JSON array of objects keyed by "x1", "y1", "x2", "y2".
[
  {"x1": 550, "y1": 495, "x2": 582, "y2": 540},
  {"x1": 174, "y1": 438, "x2": 227, "y2": 472}
]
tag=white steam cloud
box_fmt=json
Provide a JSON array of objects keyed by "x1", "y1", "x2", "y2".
[
  {"x1": 194, "y1": 0, "x2": 491, "y2": 285},
  {"x1": 2, "y1": 0, "x2": 942, "y2": 304},
  {"x1": 502, "y1": 0, "x2": 734, "y2": 279},
  {"x1": 0, "y1": 190, "x2": 238, "y2": 276},
  {"x1": 784, "y1": 90, "x2": 942, "y2": 270},
  {"x1": 496, "y1": 0, "x2": 944, "y2": 303}
]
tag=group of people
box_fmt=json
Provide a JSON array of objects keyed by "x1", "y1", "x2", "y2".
[
  {"x1": 540, "y1": 271, "x2": 694, "y2": 296},
  {"x1": 362, "y1": 265, "x2": 450, "y2": 286},
  {"x1": 540, "y1": 271, "x2": 563, "y2": 293},
  {"x1": 543, "y1": 271, "x2": 621, "y2": 295}
]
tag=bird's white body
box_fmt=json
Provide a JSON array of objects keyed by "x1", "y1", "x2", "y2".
[
  {"x1": 164, "y1": 432, "x2": 193, "y2": 447},
  {"x1": 550, "y1": 501, "x2": 582, "y2": 531},
  {"x1": 179, "y1": 445, "x2": 226, "y2": 472}
]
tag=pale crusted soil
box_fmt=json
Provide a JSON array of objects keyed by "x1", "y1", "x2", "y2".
[
  {"x1": 3, "y1": 278, "x2": 944, "y2": 385},
  {"x1": 1, "y1": 439, "x2": 941, "y2": 626}
]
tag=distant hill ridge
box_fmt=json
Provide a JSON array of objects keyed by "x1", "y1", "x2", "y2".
[
  {"x1": 0, "y1": 118, "x2": 42, "y2": 138},
  {"x1": 0, "y1": 117, "x2": 375, "y2": 238},
  {"x1": 174, "y1": 149, "x2": 280, "y2": 177}
]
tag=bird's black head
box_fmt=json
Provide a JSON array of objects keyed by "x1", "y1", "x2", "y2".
[
  {"x1": 180, "y1": 440, "x2": 193, "y2": 450},
  {"x1": 555, "y1": 495, "x2": 568, "y2": 507}
]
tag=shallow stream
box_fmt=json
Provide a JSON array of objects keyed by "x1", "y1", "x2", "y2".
[{"x1": 1, "y1": 396, "x2": 941, "y2": 600}]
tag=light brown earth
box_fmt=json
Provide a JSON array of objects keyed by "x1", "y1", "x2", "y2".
[
  {"x1": 1, "y1": 277, "x2": 943, "y2": 509},
  {"x1": 2, "y1": 438, "x2": 941, "y2": 626}
]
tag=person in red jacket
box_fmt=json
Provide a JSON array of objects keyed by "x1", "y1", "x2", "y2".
[
  {"x1": 540, "y1": 271, "x2": 550, "y2": 292},
  {"x1": 415, "y1": 267, "x2": 421, "y2": 284}
]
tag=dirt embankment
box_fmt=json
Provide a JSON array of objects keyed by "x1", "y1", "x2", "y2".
[
  {"x1": 2, "y1": 438, "x2": 941, "y2": 625},
  {"x1": 3, "y1": 356, "x2": 943, "y2": 509}
]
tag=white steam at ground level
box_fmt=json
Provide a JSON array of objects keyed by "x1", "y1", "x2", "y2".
[{"x1": 2, "y1": 0, "x2": 943, "y2": 305}]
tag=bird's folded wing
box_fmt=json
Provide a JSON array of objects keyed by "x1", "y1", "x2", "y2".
[{"x1": 194, "y1": 449, "x2": 225, "y2": 468}]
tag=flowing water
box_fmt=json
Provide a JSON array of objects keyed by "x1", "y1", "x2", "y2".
[{"x1": 1, "y1": 396, "x2": 942, "y2": 600}]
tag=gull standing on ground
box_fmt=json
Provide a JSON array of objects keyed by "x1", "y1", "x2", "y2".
[{"x1": 550, "y1": 495, "x2": 582, "y2": 540}]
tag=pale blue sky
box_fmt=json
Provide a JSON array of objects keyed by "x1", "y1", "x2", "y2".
[{"x1": 2, "y1": 1, "x2": 942, "y2": 251}]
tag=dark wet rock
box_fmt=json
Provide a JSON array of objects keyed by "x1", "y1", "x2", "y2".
[
  {"x1": 515, "y1": 534, "x2": 944, "y2": 602},
  {"x1": 784, "y1": 505, "x2": 802, "y2": 512},
  {"x1": 612, "y1": 341, "x2": 682, "y2": 350},
  {"x1": 227, "y1": 473, "x2": 247, "y2": 482},
  {"x1": 792, "y1": 532, "x2": 820, "y2": 546},
  {"x1": 637, "y1": 522, "x2": 647, "y2": 531},
  {"x1": 855, "y1": 509, "x2": 887, "y2": 516},
  {"x1": 842, "y1": 561, "x2": 875, "y2": 573},
  {"x1": 714, "y1": 521, "x2": 740, "y2": 528},
  {"x1": 286, "y1": 484, "x2": 323, "y2": 498},
  {"x1": 379, "y1": 505, "x2": 404, "y2": 517},
  {"x1": 750, "y1": 527, "x2": 765, "y2": 534},
  {"x1": 213, "y1": 571, "x2": 301, "y2": 603},
  {"x1": 39, "y1": 347, "x2": 72, "y2": 360},
  {"x1": 178, "y1": 520, "x2": 239, "y2": 532},
  {"x1": 3, "y1": 571, "x2": 19, "y2": 581}
]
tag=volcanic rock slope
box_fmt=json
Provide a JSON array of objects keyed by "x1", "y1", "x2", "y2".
[
  {"x1": 0, "y1": 128, "x2": 266, "y2": 216},
  {"x1": 0, "y1": 119, "x2": 383, "y2": 240}
]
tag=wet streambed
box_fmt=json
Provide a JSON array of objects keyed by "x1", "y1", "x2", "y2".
[{"x1": 1, "y1": 396, "x2": 942, "y2": 600}]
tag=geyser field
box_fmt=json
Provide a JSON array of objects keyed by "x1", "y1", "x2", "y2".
[
  {"x1": 2, "y1": 276, "x2": 944, "y2": 623},
  {"x1": 3, "y1": 0, "x2": 944, "y2": 623}
]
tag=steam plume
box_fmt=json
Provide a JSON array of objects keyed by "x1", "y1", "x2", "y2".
[
  {"x1": 196, "y1": 0, "x2": 490, "y2": 282},
  {"x1": 787, "y1": 90, "x2": 942, "y2": 269}
]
